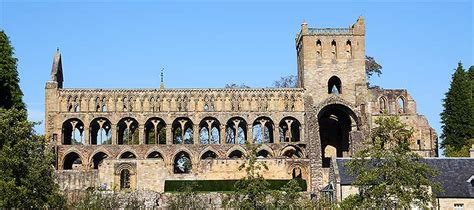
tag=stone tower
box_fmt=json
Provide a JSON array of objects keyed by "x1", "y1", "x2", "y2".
[{"x1": 296, "y1": 16, "x2": 367, "y2": 106}]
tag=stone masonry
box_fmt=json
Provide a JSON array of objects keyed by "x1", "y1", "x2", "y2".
[{"x1": 46, "y1": 17, "x2": 438, "y2": 195}]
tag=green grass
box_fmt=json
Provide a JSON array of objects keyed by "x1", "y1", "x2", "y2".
[{"x1": 164, "y1": 179, "x2": 307, "y2": 192}]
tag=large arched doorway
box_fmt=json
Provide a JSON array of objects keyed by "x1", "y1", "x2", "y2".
[{"x1": 318, "y1": 104, "x2": 359, "y2": 167}]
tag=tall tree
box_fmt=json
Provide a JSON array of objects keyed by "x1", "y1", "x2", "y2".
[
  {"x1": 341, "y1": 115, "x2": 439, "y2": 209},
  {"x1": 0, "y1": 30, "x2": 64, "y2": 207},
  {"x1": 440, "y1": 62, "x2": 473, "y2": 157},
  {"x1": 0, "y1": 31, "x2": 25, "y2": 110}
]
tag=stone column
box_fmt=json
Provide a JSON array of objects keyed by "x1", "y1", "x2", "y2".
[
  {"x1": 111, "y1": 124, "x2": 117, "y2": 145},
  {"x1": 220, "y1": 124, "x2": 226, "y2": 145},
  {"x1": 83, "y1": 126, "x2": 89, "y2": 145},
  {"x1": 232, "y1": 119, "x2": 241, "y2": 144},
  {"x1": 258, "y1": 119, "x2": 268, "y2": 144},
  {"x1": 285, "y1": 119, "x2": 294, "y2": 142},
  {"x1": 273, "y1": 125, "x2": 279, "y2": 144},
  {"x1": 247, "y1": 125, "x2": 253, "y2": 144},
  {"x1": 166, "y1": 126, "x2": 172, "y2": 145},
  {"x1": 151, "y1": 119, "x2": 160, "y2": 145},
  {"x1": 138, "y1": 125, "x2": 144, "y2": 145},
  {"x1": 193, "y1": 124, "x2": 200, "y2": 145},
  {"x1": 178, "y1": 119, "x2": 187, "y2": 144},
  {"x1": 206, "y1": 120, "x2": 214, "y2": 144}
]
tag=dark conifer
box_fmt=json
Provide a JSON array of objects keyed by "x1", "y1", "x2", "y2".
[{"x1": 440, "y1": 62, "x2": 473, "y2": 156}]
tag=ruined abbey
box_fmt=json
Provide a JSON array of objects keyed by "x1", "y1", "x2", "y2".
[{"x1": 46, "y1": 17, "x2": 438, "y2": 194}]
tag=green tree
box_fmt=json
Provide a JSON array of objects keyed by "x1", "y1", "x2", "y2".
[
  {"x1": 0, "y1": 30, "x2": 64, "y2": 208},
  {"x1": 0, "y1": 109, "x2": 64, "y2": 208},
  {"x1": 0, "y1": 31, "x2": 25, "y2": 110},
  {"x1": 230, "y1": 143, "x2": 269, "y2": 209},
  {"x1": 440, "y1": 62, "x2": 474, "y2": 157},
  {"x1": 340, "y1": 115, "x2": 439, "y2": 209}
]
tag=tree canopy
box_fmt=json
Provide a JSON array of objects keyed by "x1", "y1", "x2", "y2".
[
  {"x1": 0, "y1": 30, "x2": 64, "y2": 208},
  {"x1": 440, "y1": 62, "x2": 474, "y2": 157},
  {"x1": 0, "y1": 31, "x2": 25, "y2": 110},
  {"x1": 341, "y1": 115, "x2": 438, "y2": 209}
]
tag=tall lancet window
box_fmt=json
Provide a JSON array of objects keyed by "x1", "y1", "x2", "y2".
[
  {"x1": 331, "y1": 40, "x2": 337, "y2": 59},
  {"x1": 345, "y1": 40, "x2": 352, "y2": 58},
  {"x1": 316, "y1": 40, "x2": 322, "y2": 58}
]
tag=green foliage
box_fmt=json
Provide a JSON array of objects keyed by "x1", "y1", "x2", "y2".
[
  {"x1": 0, "y1": 108, "x2": 65, "y2": 208},
  {"x1": 440, "y1": 62, "x2": 474, "y2": 156},
  {"x1": 365, "y1": 55, "x2": 382, "y2": 79},
  {"x1": 165, "y1": 179, "x2": 306, "y2": 192},
  {"x1": 228, "y1": 143, "x2": 269, "y2": 209},
  {"x1": 341, "y1": 115, "x2": 439, "y2": 209},
  {"x1": 0, "y1": 31, "x2": 25, "y2": 110},
  {"x1": 167, "y1": 183, "x2": 206, "y2": 209}
]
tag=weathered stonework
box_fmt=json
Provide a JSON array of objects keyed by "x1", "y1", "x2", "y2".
[{"x1": 46, "y1": 17, "x2": 437, "y2": 195}]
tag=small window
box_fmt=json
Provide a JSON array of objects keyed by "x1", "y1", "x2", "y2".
[
  {"x1": 454, "y1": 204, "x2": 464, "y2": 210},
  {"x1": 204, "y1": 104, "x2": 209, "y2": 111},
  {"x1": 120, "y1": 169, "x2": 131, "y2": 190},
  {"x1": 328, "y1": 76, "x2": 342, "y2": 94}
]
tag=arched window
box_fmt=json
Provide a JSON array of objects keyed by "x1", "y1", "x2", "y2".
[
  {"x1": 316, "y1": 40, "x2": 322, "y2": 58},
  {"x1": 328, "y1": 76, "x2": 342, "y2": 94},
  {"x1": 63, "y1": 152, "x2": 82, "y2": 170},
  {"x1": 119, "y1": 151, "x2": 136, "y2": 159},
  {"x1": 226, "y1": 117, "x2": 247, "y2": 144},
  {"x1": 331, "y1": 40, "x2": 337, "y2": 59},
  {"x1": 228, "y1": 150, "x2": 244, "y2": 159},
  {"x1": 201, "y1": 150, "x2": 218, "y2": 160},
  {"x1": 62, "y1": 119, "x2": 85, "y2": 145},
  {"x1": 256, "y1": 150, "x2": 271, "y2": 158},
  {"x1": 120, "y1": 169, "x2": 131, "y2": 190},
  {"x1": 345, "y1": 40, "x2": 352, "y2": 58},
  {"x1": 174, "y1": 152, "x2": 192, "y2": 173},
  {"x1": 398, "y1": 97, "x2": 405, "y2": 113},
  {"x1": 379, "y1": 97, "x2": 387, "y2": 113},
  {"x1": 172, "y1": 118, "x2": 193, "y2": 144},
  {"x1": 118, "y1": 118, "x2": 139, "y2": 145},
  {"x1": 252, "y1": 117, "x2": 274, "y2": 144},
  {"x1": 279, "y1": 117, "x2": 301, "y2": 142},
  {"x1": 147, "y1": 151, "x2": 163, "y2": 159},
  {"x1": 199, "y1": 117, "x2": 220, "y2": 144},
  {"x1": 145, "y1": 118, "x2": 166, "y2": 144},
  {"x1": 91, "y1": 152, "x2": 108, "y2": 169},
  {"x1": 90, "y1": 118, "x2": 112, "y2": 145},
  {"x1": 101, "y1": 97, "x2": 107, "y2": 112}
]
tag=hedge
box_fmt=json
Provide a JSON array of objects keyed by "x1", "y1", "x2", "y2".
[{"x1": 164, "y1": 179, "x2": 307, "y2": 192}]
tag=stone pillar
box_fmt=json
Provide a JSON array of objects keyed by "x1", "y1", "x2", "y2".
[
  {"x1": 166, "y1": 126, "x2": 172, "y2": 145},
  {"x1": 193, "y1": 124, "x2": 200, "y2": 145},
  {"x1": 259, "y1": 119, "x2": 268, "y2": 144},
  {"x1": 206, "y1": 120, "x2": 214, "y2": 144},
  {"x1": 220, "y1": 125, "x2": 226, "y2": 144},
  {"x1": 232, "y1": 119, "x2": 241, "y2": 144},
  {"x1": 111, "y1": 124, "x2": 117, "y2": 145},
  {"x1": 273, "y1": 125, "x2": 279, "y2": 144},
  {"x1": 83, "y1": 126, "x2": 89, "y2": 145},
  {"x1": 178, "y1": 119, "x2": 187, "y2": 144},
  {"x1": 151, "y1": 119, "x2": 160, "y2": 145},
  {"x1": 138, "y1": 125, "x2": 144, "y2": 145},
  {"x1": 247, "y1": 125, "x2": 253, "y2": 144},
  {"x1": 285, "y1": 119, "x2": 294, "y2": 142}
]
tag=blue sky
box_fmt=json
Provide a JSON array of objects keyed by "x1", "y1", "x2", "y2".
[{"x1": 1, "y1": 1, "x2": 472, "y2": 154}]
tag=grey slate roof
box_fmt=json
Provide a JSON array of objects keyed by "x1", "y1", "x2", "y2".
[{"x1": 335, "y1": 158, "x2": 474, "y2": 198}]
